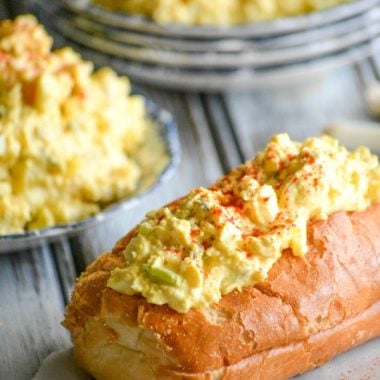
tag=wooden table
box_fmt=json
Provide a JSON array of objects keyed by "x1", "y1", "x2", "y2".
[{"x1": 0, "y1": 2, "x2": 379, "y2": 379}]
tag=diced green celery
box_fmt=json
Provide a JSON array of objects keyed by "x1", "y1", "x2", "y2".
[{"x1": 145, "y1": 266, "x2": 179, "y2": 286}]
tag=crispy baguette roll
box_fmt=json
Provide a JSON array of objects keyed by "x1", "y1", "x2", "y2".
[{"x1": 64, "y1": 204, "x2": 380, "y2": 380}]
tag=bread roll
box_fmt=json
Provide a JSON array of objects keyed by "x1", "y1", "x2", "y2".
[{"x1": 64, "y1": 204, "x2": 380, "y2": 379}]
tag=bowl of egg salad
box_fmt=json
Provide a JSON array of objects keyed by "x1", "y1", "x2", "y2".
[
  {"x1": 28, "y1": 0, "x2": 380, "y2": 91},
  {"x1": 62, "y1": 0, "x2": 378, "y2": 37},
  {"x1": 0, "y1": 15, "x2": 180, "y2": 253}
]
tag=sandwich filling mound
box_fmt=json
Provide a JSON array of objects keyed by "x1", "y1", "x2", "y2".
[{"x1": 108, "y1": 134, "x2": 380, "y2": 312}]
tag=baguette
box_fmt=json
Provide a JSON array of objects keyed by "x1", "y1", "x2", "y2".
[{"x1": 64, "y1": 204, "x2": 380, "y2": 379}]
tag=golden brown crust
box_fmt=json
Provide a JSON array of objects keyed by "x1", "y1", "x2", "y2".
[
  {"x1": 161, "y1": 301, "x2": 380, "y2": 380},
  {"x1": 63, "y1": 205, "x2": 380, "y2": 379}
]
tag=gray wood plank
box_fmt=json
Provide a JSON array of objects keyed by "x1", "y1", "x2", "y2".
[
  {"x1": 184, "y1": 94, "x2": 224, "y2": 182},
  {"x1": 370, "y1": 54, "x2": 380, "y2": 78},
  {"x1": 201, "y1": 94, "x2": 244, "y2": 172},
  {"x1": 50, "y1": 239, "x2": 78, "y2": 304},
  {"x1": 356, "y1": 57, "x2": 378, "y2": 87},
  {"x1": 224, "y1": 66, "x2": 370, "y2": 160},
  {"x1": 355, "y1": 57, "x2": 380, "y2": 118},
  {"x1": 0, "y1": 246, "x2": 71, "y2": 380}
]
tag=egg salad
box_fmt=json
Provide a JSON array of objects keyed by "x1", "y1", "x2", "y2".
[
  {"x1": 108, "y1": 134, "x2": 380, "y2": 312},
  {"x1": 93, "y1": 0, "x2": 350, "y2": 25},
  {"x1": 0, "y1": 15, "x2": 149, "y2": 234}
]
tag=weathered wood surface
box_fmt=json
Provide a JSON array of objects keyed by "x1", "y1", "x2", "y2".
[
  {"x1": 225, "y1": 68, "x2": 370, "y2": 161},
  {"x1": 0, "y1": 247, "x2": 71, "y2": 380},
  {"x1": 1, "y1": 2, "x2": 380, "y2": 379}
]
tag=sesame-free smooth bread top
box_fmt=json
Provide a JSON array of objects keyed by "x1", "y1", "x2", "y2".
[{"x1": 64, "y1": 204, "x2": 380, "y2": 379}]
